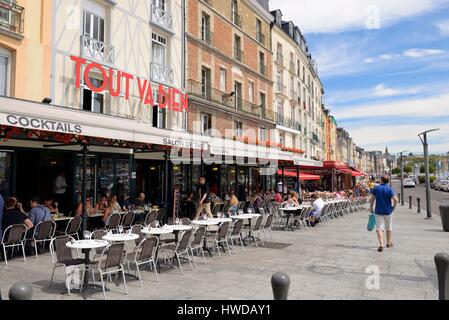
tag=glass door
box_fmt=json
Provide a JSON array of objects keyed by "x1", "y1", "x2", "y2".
[
  {"x1": 75, "y1": 155, "x2": 96, "y2": 203},
  {"x1": 116, "y1": 158, "x2": 130, "y2": 196}
]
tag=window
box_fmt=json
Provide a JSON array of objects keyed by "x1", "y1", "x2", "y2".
[
  {"x1": 0, "y1": 49, "x2": 10, "y2": 96},
  {"x1": 279, "y1": 132, "x2": 284, "y2": 146},
  {"x1": 200, "y1": 113, "x2": 212, "y2": 136},
  {"x1": 276, "y1": 43, "x2": 283, "y2": 64},
  {"x1": 234, "y1": 81, "x2": 242, "y2": 109},
  {"x1": 297, "y1": 59, "x2": 300, "y2": 76},
  {"x1": 219, "y1": 67, "x2": 226, "y2": 92},
  {"x1": 152, "y1": 33, "x2": 167, "y2": 66},
  {"x1": 201, "y1": 12, "x2": 211, "y2": 44},
  {"x1": 292, "y1": 135, "x2": 297, "y2": 148},
  {"x1": 256, "y1": 19, "x2": 263, "y2": 43},
  {"x1": 201, "y1": 66, "x2": 211, "y2": 99},
  {"x1": 83, "y1": 11, "x2": 105, "y2": 43},
  {"x1": 152, "y1": 0, "x2": 166, "y2": 11},
  {"x1": 83, "y1": 77, "x2": 104, "y2": 113},
  {"x1": 83, "y1": 10, "x2": 106, "y2": 61},
  {"x1": 152, "y1": 104, "x2": 166, "y2": 129},
  {"x1": 234, "y1": 35, "x2": 242, "y2": 61},
  {"x1": 259, "y1": 127, "x2": 267, "y2": 142},
  {"x1": 231, "y1": 0, "x2": 238, "y2": 24},
  {"x1": 291, "y1": 106, "x2": 295, "y2": 122},
  {"x1": 260, "y1": 92, "x2": 266, "y2": 117},
  {"x1": 276, "y1": 68, "x2": 283, "y2": 92},
  {"x1": 248, "y1": 81, "x2": 254, "y2": 102},
  {"x1": 259, "y1": 51, "x2": 265, "y2": 74},
  {"x1": 234, "y1": 121, "x2": 243, "y2": 137}
]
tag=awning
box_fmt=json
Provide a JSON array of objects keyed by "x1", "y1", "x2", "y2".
[
  {"x1": 340, "y1": 169, "x2": 364, "y2": 177},
  {"x1": 277, "y1": 170, "x2": 321, "y2": 181}
]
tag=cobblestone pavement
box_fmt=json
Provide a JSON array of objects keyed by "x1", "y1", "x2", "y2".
[{"x1": 1, "y1": 205, "x2": 448, "y2": 300}]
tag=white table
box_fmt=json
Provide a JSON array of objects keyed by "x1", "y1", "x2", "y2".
[
  {"x1": 280, "y1": 207, "x2": 303, "y2": 231},
  {"x1": 102, "y1": 233, "x2": 139, "y2": 242},
  {"x1": 52, "y1": 215, "x2": 72, "y2": 222},
  {"x1": 65, "y1": 240, "x2": 109, "y2": 300},
  {"x1": 231, "y1": 214, "x2": 260, "y2": 220},
  {"x1": 141, "y1": 227, "x2": 173, "y2": 236}
]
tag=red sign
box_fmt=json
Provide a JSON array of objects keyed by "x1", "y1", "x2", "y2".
[{"x1": 70, "y1": 56, "x2": 188, "y2": 112}]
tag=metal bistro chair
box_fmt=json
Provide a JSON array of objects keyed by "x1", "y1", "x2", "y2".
[
  {"x1": 31, "y1": 220, "x2": 57, "y2": 258},
  {"x1": 261, "y1": 214, "x2": 274, "y2": 243},
  {"x1": 211, "y1": 221, "x2": 231, "y2": 259},
  {"x1": 144, "y1": 211, "x2": 158, "y2": 226},
  {"x1": 212, "y1": 204, "x2": 220, "y2": 217},
  {"x1": 160, "y1": 229, "x2": 194, "y2": 275},
  {"x1": 128, "y1": 236, "x2": 159, "y2": 287},
  {"x1": 222, "y1": 202, "x2": 231, "y2": 215},
  {"x1": 248, "y1": 216, "x2": 264, "y2": 247},
  {"x1": 121, "y1": 211, "x2": 136, "y2": 230},
  {"x1": 180, "y1": 218, "x2": 192, "y2": 226},
  {"x1": 63, "y1": 216, "x2": 82, "y2": 240},
  {"x1": 1, "y1": 224, "x2": 27, "y2": 265},
  {"x1": 130, "y1": 224, "x2": 146, "y2": 246},
  {"x1": 105, "y1": 213, "x2": 121, "y2": 232},
  {"x1": 189, "y1": 226, "x2": 207, "y2": 267},
  {"x1": 156, "y1": 208, "x2": 165, "y2": 224},
  {"x1": 49, "y1": 235, "x2": 85, "y2": 296},
  {"x1": 228, "y1": 219, "x2": 245, "y2": 253},
  {"x1": 90, "y1": 242, "x2": 128, "y2": 300}
]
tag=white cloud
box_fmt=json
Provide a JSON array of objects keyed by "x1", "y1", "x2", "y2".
[
  {"x1": 333, "y1": 91, "x2": 449, "y2": 120},
  {"x1": 436, "y1": 20, "x2": 449, "y2": 36},
  {"x1": 379, "y1": 54, "x2": 394, "y2": 60},
  {"x1": 269, "y1": 0, "x2": 449, "y2": 33},
  {"x1": 373, "y1": 84, "x2": 420, "y2": 97},
  {"x1": 403, "y1": 48, "x2": 446, "y2": 58}
]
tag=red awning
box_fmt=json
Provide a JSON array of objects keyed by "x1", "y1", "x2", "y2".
[
  {"x1": 277, "y1": 170, "x2": 321, "y2": 181},
  {"x1": 340, "y1": 169, "x2": 364, "y2": 177}
]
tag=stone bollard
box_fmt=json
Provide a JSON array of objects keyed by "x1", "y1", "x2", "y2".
[
  {"x1": 8, "y1": 282, "x2": 33, "y2": 300},
  {"x1": 417, "y1": 198, "x2": 421, "y2": 213},
  {"x1": 434, "y1": 252, "x2": 449, "y2": 300},
  {"x1": 409, "y1": 196, "x2": 412, "y2": 209},
  {"x1": 271, "y1": 272, "x2": 290, "y2": 300},
  {"x1": 440, "y1": 205, "x2": 449, "y2": 232}
]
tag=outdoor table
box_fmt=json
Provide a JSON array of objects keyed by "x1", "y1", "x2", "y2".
[
  {"x1": 162, "y1": 225, "x2": 192, "y2": 242},
  {"x1": 280, "y1": 207, "x2": 302, "y2": 231},
  {"x1": 65, "y1": 239, "x2": 109, "y2": 300},
  {"x1": 52, "y1": 214, "x2": 72, "y2": 222}
]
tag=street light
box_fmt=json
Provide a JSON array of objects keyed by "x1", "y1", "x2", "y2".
[
  {"x1": 398, "y1": 150, "x2": 410, "y2": 206},
  {"x1": 418, "y1": 128, "x2": 440, "y2": 219}
]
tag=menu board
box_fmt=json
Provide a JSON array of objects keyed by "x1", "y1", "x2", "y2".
[{"x1": 172, "y1": 188, "x2": 181, "y2": 220}]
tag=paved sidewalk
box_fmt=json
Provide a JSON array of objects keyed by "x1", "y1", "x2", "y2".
[{"x1": 1, "y1": 205, "x2": 448, "y2": 300}]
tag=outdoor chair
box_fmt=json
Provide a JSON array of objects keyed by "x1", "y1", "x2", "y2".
[
  {"x1": 127, "y1": 236, "x2": 159, "y2": 287},
  {"x1": 261, "y1": 214, "x2": 274, "y2": 243},
  {"x1": 61, "y1": 216, "x2": 82, "y2": 240},
  {"x1": 1, "y1": 224, "x2": 27, "y2": 265},
  {"x1": 212, "y1": 204, "x2": 220, "y2": 217},
  {"x1": 130, "y1": 224, "x2": 145, "y2": 246},
  {"x1": 180, "y1": 218, "x2": 192, "y2": 225},
  {"x1": 156, "y1": 208, "x2": 165, "y2": 224},
  {"x1": 90, "y1": 242, "x2": 128, "y2": 300},
  {"x1": 105, "y1": 213, "x2": 121, "y2": 231},
  {"x1": 49, "y1": 235, "x2": 85, "y2": 295},
  {"x1": 189, "y1": 226, "x2": 207, "y2": 267},
  {"x1": 144, "y1": 211, "x2": 157, "y2": 226},
  {"x1": 222, "y1": 202, "x2": 231, "y2": 215},
  {"x1": 30, "y1": 220, "x2": 57, "y2": 258},
  {"x1": 247, "y1": 216, "x2": 263, "y2": 247},
  {"x1": 228, "y1": 220, "x2": 245, "y2": 253},
  {"x1": 210, "y1": 221, "x2": 231, "y2": 259},
  {"x1": 160, "y1": 229, "x2": 194, "y2": 274},
  {"x1": 121, "y1": 211, "x2": 135, "y2": 229}
]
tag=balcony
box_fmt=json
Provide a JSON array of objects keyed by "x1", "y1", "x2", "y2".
[
  {"x1": 0, "y1": 1, "x2": 24, "y2": 38},
  {"x1": 234, "y1": 47, "x2": 243, "y2": 62},
  {"x1": 150, "y1": 62, "x2": 174, "y2": 85},
  {"x1": 187, "y1": 79, "x2": 275, "y2": 122},
  {"x1": 275, "y1": 113, "x2": 301, "y2": 132},
  {"x1": 151, "y1": 5, "x2": 174, "y2": 33},
  {"x1": 81, "y1": 35, "x2": 115, "y2": 65},
  {"x1": 232, "y1": 13, "x2": 242, "y2": 28},
  {"x1": 276, "y1": 53, "x2": 284, "y2": 66},
  {"x1": 201, "y1": 30, "x2": 214, "y2": 45},
  {"x1": 256, "y1": 32, "x2": 265, "y2": 45}
]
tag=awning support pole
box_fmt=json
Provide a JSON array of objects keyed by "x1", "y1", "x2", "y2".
[{"x1": 81, "y1": 143, "x2": 88, "y2": 235}]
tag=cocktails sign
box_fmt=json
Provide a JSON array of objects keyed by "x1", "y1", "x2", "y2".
[{"x1": 70, "y1": 56, "x2": 188, "y2": 112}]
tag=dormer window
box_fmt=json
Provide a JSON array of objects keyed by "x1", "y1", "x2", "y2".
[
  {"x1": 276, "y1": 11, "x2": 282, "y2": 26},
  {"x1": 289, "y1": 23, "x2": 293, "y2": 37}
]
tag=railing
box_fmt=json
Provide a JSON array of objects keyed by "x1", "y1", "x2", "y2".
[
  {"x1": 201, "y1": 29, "x2": 213, "y2": 45},
  {"x1": 275, "y1": 113, "x2": 301, "y2": 131},
  {"x1": 276, "y1": 53, "x2": 284, "y2": 65},
  {"x1": 234, "y1": 47, "x2": 243, "y2": 62},
  {"x1": 256, "y1": 32, "x2": 265, "y2": 45},
  {"x1": 0, "y1": 1, "x2": 24, "y2": 35},
  {"x1": 81, "y1": 35, "x2": 115, "y2": 65},
  {"x1": 187, "y1": 79, "x2": 275, "y2": 122},
  {"x1": 232, "y1": 13, "x2": 242, "y2": 28},
  {"x1": 151, "y1": 4, "x2": 173, "y2": 32},
  {"x1": 150, "y1": 62, "x2": 174, "y2": 85},
  {"x1": 259, "y1": 63, "x2": 266, "y2": 76}
]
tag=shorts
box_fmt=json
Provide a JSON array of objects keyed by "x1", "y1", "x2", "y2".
[{"x1": 376, "y1": 214, "x2": 393, "y2": 231}]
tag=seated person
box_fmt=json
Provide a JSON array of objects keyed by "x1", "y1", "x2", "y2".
[
  {"x1": 134, "y1": 192, "x2": 148, "y2": 209},
  {"x1": 27, "y1": 197, "x2": 51, "y2": 238},
  {"x1": 43, "y1": 196, "x2": 59, "y2": 215},
  {"x1": 309, "y1": 195, "x2": 325, "y2": 226},
  {"x1": 2, "y1": 197, "x2": 34, "y2": 231},
  {"x1": 281, "y1": 192, "x2": 300, "y2": 208},
  {"x1": 108, "y1": 195, "x2": 122, "y2": 213},
  {"x1": 75, "y1": 197, "x2": 96, "y2": 217},
  {"x1": 228, "y1": 190, "x2": 239, "y2": 215},
  {"x1": 274, "y1": 191, "x2": 283, "y2": 204},
  {"x1": 119, "y1": 193, "x2": 131, "y2": 211}
]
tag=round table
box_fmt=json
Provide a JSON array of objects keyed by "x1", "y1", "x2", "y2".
[
  {"x1": 280, "y1": 207, "x2": 303, "y2": 231},
  {"x1": 102, "y1": 233, "x2": 139, "y2": 242},
  {"x1": 141, "y1": 227, "x2": 173, "y2": 236},
  {"x1": 65, "y1": 240, "x2": 109, "y2": 300},
  {"x1": 161, "y1": 225, "x2": 192, "y2": 242},
  {"x1": 231, "y1": 214, "x2": 260, "y2": 220}
]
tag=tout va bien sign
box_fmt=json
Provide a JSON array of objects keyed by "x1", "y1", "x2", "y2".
[{"x1": 70, "y1": 55, "x2": 188, "y2": 112}]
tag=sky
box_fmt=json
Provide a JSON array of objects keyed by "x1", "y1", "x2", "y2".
[{"x1": 270, "y1": 0, "x2": 449, "y2": 155}]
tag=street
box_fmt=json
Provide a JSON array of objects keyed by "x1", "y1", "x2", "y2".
[{"x1": 392, "y1": 180, "x2": 449, "y2": 218}]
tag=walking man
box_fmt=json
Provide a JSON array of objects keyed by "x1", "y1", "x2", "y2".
[
  {"x1": 369, "y1": 175, "x2": 398, "y2": 252},
  {"x1": 194, "y1": 176, "x2": 213, "y2": 220}
]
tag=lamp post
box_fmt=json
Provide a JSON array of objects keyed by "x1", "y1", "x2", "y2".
[
  {"x1": 398, "y1": 150, "x2": 410, "y2": 207},
  {"x1": 418, "y1": 129, "x2": 440, "y2": 219}
]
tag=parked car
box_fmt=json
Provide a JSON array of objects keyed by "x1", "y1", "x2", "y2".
[
  {"x1": 431, "y1": 178, "x2": 440, "y2": 189},
  {"x1": 436, "y1": 180, "x2": 449, "y2": 191},
  {"x1": 403, "y1": 179, "x2": 416, "y2": 188},
  {"x1": 440, "y1": 180, "x2": 449, "y2": 192}
]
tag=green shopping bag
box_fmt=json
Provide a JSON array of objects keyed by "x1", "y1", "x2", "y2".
[{"x1": 367, "y1": 212, "x2": 376, "y2": 232}]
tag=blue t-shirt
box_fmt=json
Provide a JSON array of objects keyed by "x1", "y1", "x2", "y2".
[{"x1": 371, "y1": 184, "x2": 396, "y2": 215}]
